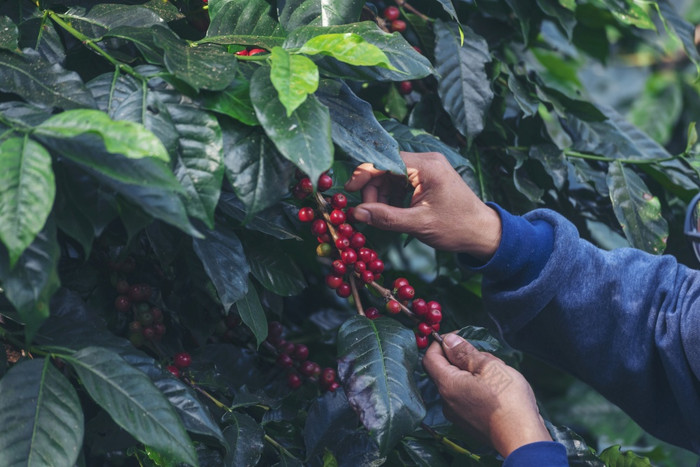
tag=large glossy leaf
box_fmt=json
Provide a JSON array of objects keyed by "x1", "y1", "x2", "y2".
[
  {"x1": 223, "y1": 412, "x2": 264, "y2": 467},
  {"x1": 192, "y1": 224, "x2": 250, "y2": 312},
  {"x1": 434, "y1": 20, "x2": 493, "y2": 143},
  {"x1": 220, "y1": 120, "x2": 296, "y2": 216},
  {"x1": 297, "y1": 33, "x2": 394, "y2": 69},
  {"x1": 627, "y1": 72, "x2": 682, "y2": 145},
  {"x1": 656, "y1": 0, "x2": 700, "y2": 70},
  {"x1": 284, "y1": 22, "x2": 433, "y2": 81},
  {"x1": 60, "y1": 4, "x2": 164, "y2": 39},
  {"x1": 401, "y1": 438, "x2": 450, "y2": 467},
  {"x1": 278, "y1": 0, "x2": 322, "y2": 29},
  {"x1": 250, "y1": 65, "x2": 333, "y2": 184},
  {"x1": 0, "y1": 359, "x2": 83, "y2": 467},
  {"x1": 380, "y1": 119, "x2": 468, "y2": 169},
  {"x1": 218, "y1": 192, "x2": 302, "y2": 240},
  {"x1": 0, "y1": 218, "x2": 59, "y2": 342},
  {"x1": 536, "y1": 0, "x2": 576, "y2": 38},
  {"x1": 0, "y1": 16, "x2": 18, "y2": 51},
  {"x1": 35, "y1": 109, "x2": 170, "y2": 162},
  {"x1": 269, "y1": 47, "x2": 319, "y2": 116},
  {"x1": 606, "y1": 161, "x2": 668, "y2": 254},
  {"x1": 167, "y1": 103, "x2": 224, "y2": 228},
  {"x1": 316, "y1": 80, "x2": 404, "y2": 174},
  {"x1": 235, "y1": 278, "x2": 268, "y2": 348},
  {"x1": 244, "y1": 237, "x2": 307, "y2": 296},
  {"x1": 595, "y1": 0, "x2": 655, "y2": 29},
  {"x1": 319, "y1": 0, "x2": 364, "y2": 26},
  {"x1": 598, "y1": 445, "x2": 652, "y2": 466},
  {"x1": 336, "y1": 316, "x2": 426, "y2": 456},
  {"x1": 0, "y1": 48, "x2": 95, "y2": 110},
  {"x1": 0, "y1": 137, "x2": 55, "y2": 267},
  {"x1": 200, "y1": 77, "x2": 259, "y2": 126},
  {"x1": 205, "y1": 0, "x2": 285, "y2": 49},
  {"x1": 65, "y1": 346, "x2": 198, "y2": 466}
]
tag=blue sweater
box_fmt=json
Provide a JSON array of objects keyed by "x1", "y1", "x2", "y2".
[{"x1": 463, "y1": 205, "x2": 700, "y2": 464}]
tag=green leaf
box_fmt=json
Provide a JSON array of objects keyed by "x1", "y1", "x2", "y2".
[
  {"x1": 221, "y1": 120, "x2": 296, "y2": 217},
  {"x1": 205, "y1": 0, "x2": 285, "y2": 49},
  {"x1": 380, "y1": 119, "x2": 469, "y2": 169},
  {"x1": 0, "y1": 137, "x2": 55, "y2": 268},
  {"x1": 546, "y1": 422, "x2": 602, "y2": 464},
  {"x1": 0, "y1": 16, "x2": 18, "y2": 51},
  {"x1": 199, "y1": 77, "x2": 259, "y2": 126},
  {"x1": 36, "y1": 109, "x2": 170, "y2": 163},
  {"x1": 383, "y1": 84, "x2": 408, "y2": 121},
  {"x1": 244, "y1": 237, "x2": 307, "y2": 296},
  {"x1": 250, "y1": 65, "x2": 333, "y2": 185},
  {"x1": 592, "y1": 0, "x2": 655, "y2": 29},
  {"x1": 60, "y1": 4, "x2": 164, "y2": 39},
  {"x1": 434, "y1": 20, "x2": 493, "y2": 143},
  {"x1": 316, "y1": 79, "x2": 404, "y2": 174},
  {"x1": 0, "y1": 359, "x2": 83, "y2": 467},
  {"x1": 607, "y1": 161, "x2": 668, "y2": 254},
  {"x1": 434, "y1": 0, "x2": 459, "y2": 21},
  {"x1": 536, "y1": 0, "x2": 576, "y2": 38},
  {"x1": 284, "y1": 22, "x2": 433, "y2": 81},
  {"x1": 506, "y1": 70, "x2": 540, "y2": 118},
  {"x1": 167, "y1": 103, "x2": 224, "y2": 228},
  {"x1": 0, "y1": 49, "x2": 96, "y2": 110},
  {"x1": 223, "y1": 412, "x2": 264, "y2": 467},
  {"x1": 269, "y1": 47, "x2": 319, "y2": 116},
  {"x1": 0, "y1": 218, "x2": 60, "y2": 342},
  {"x1": 627, "y1": 72, "x2": 682, "y2": 145},
  {"x1": 656, "y1": 0, "x2": 700, "y2": 70},
  {"x1": 192, "y1": 224, "x2": 250, "y2": 312},
  {"x1": 152, "y1": 26, "x2": 239, "y2": 91},
  {"x1": 337, "y1": 316, "x2": 426, "y2": 456},
  {"x1": 235, "y1": 278, "x2": 268, "y2": 348},
  {"x1": 278, "y1": 0, "x2": 323, "y2": 29},
  {"x1": 65, "y1": 346, "x2": 198, "y2": 466},
  {"x1": 401, "y1": 438, "x2": 450, "y2": 467},
  {"x1": 218, "y1": 193, "x2": 302, "y2": 241},
  {"x1": 599, "y1": 445, "x2": 652, "y2": 466},
  {"x1": 298, "y1": 33, "x2": 396, "y2": 70}
]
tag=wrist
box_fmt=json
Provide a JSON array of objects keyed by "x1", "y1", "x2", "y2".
[
  {"x1": 496, "y1": 422, "x2": 553, "y2": 457},
  {"x1": 458, "y1": 205, "x2": 502, "y2": 262}
]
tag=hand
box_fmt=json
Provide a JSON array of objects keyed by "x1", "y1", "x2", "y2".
[
  {"x1": 422, "y1": 334, "x2": 552, "y2": 457},
  {"x1": 344, "y1": 152, "x2": 501, "y2": 261}
]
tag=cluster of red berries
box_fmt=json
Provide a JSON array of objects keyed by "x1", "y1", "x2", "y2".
[
  {"x1": 266, "y1": 321, "x2": 340, "y2": 392},
  {"x1": 234, "y1": 48, "x2": 267, "y2": 57},
  {"x1": 294, "y1": 172, "x2": 443, "y2": 350},
  {"x1": 383, "y1": 6, "x2": 406, "y2": 33},
  {"x1": 166, "y1": 352, "x2": 192, "y2": 379},
  {"x1": 113, "y1": 278, "x2": 167, "y2": 346}
]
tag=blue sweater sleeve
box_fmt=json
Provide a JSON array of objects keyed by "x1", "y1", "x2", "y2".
[
  {"x1": 463, "y1": 205, "x2": 700, "y2": 454},
  {"x1": 503, "y1": 442, "x2": 568, "y2": 466}
]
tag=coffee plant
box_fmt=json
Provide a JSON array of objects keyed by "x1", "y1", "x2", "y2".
[{"x1": 0, "y1": 0, "x2": 699, "y2": 465}]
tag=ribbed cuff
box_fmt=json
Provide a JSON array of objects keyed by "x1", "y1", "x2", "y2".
[{"x1": 503, "y1": 441, "x2": 568, "y2": 466}]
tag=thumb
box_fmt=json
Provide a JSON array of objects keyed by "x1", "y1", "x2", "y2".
[
  {"x1": 441, "y1": 334, "x2": 493, "y2": 374},
  {"x1": 352, "y1": 202, "x2": 416, "y2": 233}
]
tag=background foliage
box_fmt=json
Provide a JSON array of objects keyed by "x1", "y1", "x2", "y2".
[{"x1": 0, "y1": 0, "x2": 699, "y2": 465}]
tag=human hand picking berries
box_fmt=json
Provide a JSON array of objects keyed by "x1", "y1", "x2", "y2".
[
  {"x1": 344, "y1": 152, "x2": 502, "y2": 261},
  {"x1": 422, "y1": 334, "x2": 552, "y2": 458}
]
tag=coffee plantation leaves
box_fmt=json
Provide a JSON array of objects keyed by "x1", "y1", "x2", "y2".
[
  {"x1": 0, "y1": 137, "x2": 55, "y2": 267},
  {"x1": 221, "y1": 120, "x2": 296, "y2": 216},
  {"x1": 401, "y1": 438, "x2": 451, "y2": 467},
  {"x1": 607, "y1": 161, "x2": 669, "y2": 254},
  {"x1": 337, "y1": 316, "x2": 426, "y2": 456},
  {"x1": 269, "y1": 46, "x2": 320, "y2": 116},
  {"x1": 250, "y1": 65, "x2": 333, "y2": 185},
  {"x1": 316, "y1": 79, "x2": 404, "y2": 175},
  {"x1": 217, "y1": 192, "x2": 302, "y2": 241},
  {"x1": 278, "y1": 0, "x2": 323, "y2": 30},
  {"x1": 59, "y1": 4, "x2": 163, "y2": 39},
  {"x1": 223, "y1": 412, "x2": 264, "y2": 467},
  {"x1": 192, "y1": 223, "x2": 250, "y2": 312},
  {"x1": 0, "y1": 16, "x2": 18, "y2": 51},
  {"x1": 205, "y1": 0, "x2": 285, "y2": 49},
  {"x1": 598, "y1": 445, "x2": 653, "y2": 466},
  {"x1": 0, "y1": 359, "x2": 83, "y2": 467},
  {"x1": 65, "y1": 346, "x2": 198, "y2": 466},
  {"x1": 0, "y1": 48, "x2": 95, "y2": 110},
  {"x1": 380, "y1": 119, "x2": 467, "y2": 169},
  {"x1": 200, "y1": 76, "x2": 259, "y2": 127},
  {"x1": 434, "y1": 20, "x2": 493, "y2": 143},
  {"x1": 235, "y1": 278, "x2": 268, "y2": 348},
  {"x1": 244, "y1": 238, "x2": 307, "y2": 296},
  {"x1": 656, "y1": 0, "x2": 700, "y2": 70},
  {"x1": 297, "y1": 33, "x2": 395, "y2": 69}
]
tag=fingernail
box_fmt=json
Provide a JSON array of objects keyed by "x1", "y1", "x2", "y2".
[
  {"x1": 442, "y1": 334, "x2": 463, "y2": 348},
  {"x1": 353, "y1": 207, "x2": 370, "y2": 223}
]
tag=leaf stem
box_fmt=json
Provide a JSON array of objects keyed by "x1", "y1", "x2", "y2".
[
  {"x1": 264, "y1": 434, "x2": 301, "y2": 461},
  {"x1": 182, "y1": 377, "x2": 233, "y2": 411},
  {"x1": 420, "y1": 423, "x2": 481, "y2": 461},
  {"x1": 349, "y1": 276, "x2": 365, "y2": 316},
  {"x1": 563, "y1": 149, "x2": 677, "y2": 165}
]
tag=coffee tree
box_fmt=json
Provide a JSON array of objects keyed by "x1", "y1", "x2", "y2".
[{"x1": 0, "y1": 0, "x2": 698, "y2": 465}]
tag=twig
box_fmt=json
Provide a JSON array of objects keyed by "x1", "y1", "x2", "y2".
[
  {"x1": 395, "y1": 0, "x2": 430, "y2": 21},
  {"x1": 349, "y1": 276, "x2": 365, "y2": 316},
  {"x1": 421, "y1": 422, "x2": 481, "y2": 461}
]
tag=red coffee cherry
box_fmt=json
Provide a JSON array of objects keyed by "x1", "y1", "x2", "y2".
[
  {"x1": 167, "y1": 365, "x2": 180, "y2": 378},
  {"x1": 248, "y1": 48, "x2": 267, "y2": 55},
  {"x1": 417, "y1": 322, "x2": 432, "y2": 336},
  {"x1": 277, "y1": 353, "x2": 294, "y2": 368},
  {"x1": 280, "y1": 341, "x2": 296, "y2": 355},
  {"x1": 368, "y1": 259, "x2": 384, "y2": 274},
  {"x1": 268, "y1": 321, "x2": 283, "y2": 338},
  {"x1": 335, "y1": 237, "x2": 350, "y2": 250},
  {"x1": 298, "y1": 207, "x2": 315, "y2": 222},
  {"x1": 317, "y1": 173, "x2": 333, "y2": 191},
  {"x1": 397, "y1": 285, "x2": 415, "y2": 301},
  {"x1": 336, "y1": 283, "x2": 352, "y2": 298},
  {"x1": 234, "y1": 49, "x2": 249, "y2": 56},
  {"x1": 393, "y1": 277, "x2": 410, "y2": 290},
  {"x1": 412, "y1": 298, "x2": 428, "y2": 317},
  {"x1": 142, "y1": 327, "x2": 156, "y2": 340},
  {"x1": 299, "y1": 360, "x2": 318, "y2": 376},
  {"x1": 398, "y1": 81, "x2": 413, "y2": 95},
  {"x1": 350, "y1": 232, "x2": 366, "y2": 249},
  {"x1": 293, "y1": 344, "x2": 309, "y2": 361},
  {"x1": 386, "y1": 300, "x2": 401, "y2": 314},
  {"x1": 115, "y1": 295, "x2": 131, "y2": 313},
  {"x1": 427, "y1": 301, "x2": 442, "y2": 312},
  {"x1": 326, "y1": 274, "x2": 343, "y2": 289},
  {"x1": 287, "y1": 373, "x2": 302, "y2": 389},
  {"x1": 311, "y1": 219, "x2": 328, "y2": 236},
  {"x1": 415, "y1": 334, "x2": 429, "y2": 349},
  {"x1": 383, "y1": 6, "x2": 400, "y2": 20},
  {"x1": 328, "y1": 381, "x2": 341, "y2": 392},
  {"x1": 299, "y1": 177, "x2": 313, "y2": 193},
  {"x1": 431, "y1": 323, "x2": 440, "y2": 332},
  {"x1": 390, "y1": 19, "x2": 407, "y2": 32},
  {"x1": 354, "y1": 261, "x2": 367, "y2": 273},
  {"x1": 365, "y1": 307, "x2": 380, "y2": 320},
  {"x1": 321, "y1": 367, "x2": 336, "y2": 386},
  {"x1": 337, "y1": 223, "x2": 354, "y2": 237},
  {"x1": 317, "y1": 234, "x2": 332, "y2": 244},
  {"x1": 425, "y1": 308, "x2": 442, "y2": 325},
  {"x1": 329, "y1": 209, "x2": 346, "y2": 225},
  {"x1": 331, "y1": 193, "x2": 347, "y2": 209},
  {"x1": 341, "y1": 249, "x2": 357, "y2": 264},
  {"x1": 174, "y1": 352, "x2": 192, "y2": 369},
  {"x1": 332, "y1": 260, "x2": 347, "y2": 275},
  {"x1": 361, "y1": 270, "x2": 375, "y2": 284}
]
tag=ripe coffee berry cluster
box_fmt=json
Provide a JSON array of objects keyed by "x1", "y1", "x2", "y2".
[
  {"x1": 167, "y1": 352, "x2": 192, "y2": 379},
  {"x1": 294, "y1": 172, "x2": 443, "y2": 350},
  {"x1": 113, "y1": 278, "x2": 167, "y2": 347},
  {"x1": 266, "y1": 321, "x2": 340, "y2": 392}
]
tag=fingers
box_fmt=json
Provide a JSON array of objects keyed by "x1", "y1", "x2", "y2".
[
  {"x1": 351, "y1": 202, "x2": 420, "y2": 233},
  {"x1": 344, "y1": 163, "x2": 387, "y2": 192},
  {"x1": 441, "y1": 334, "x2": 499, "y2": 374},
  {"x1": 422, "y1": 339, "x2": 465, "y2": 383}
]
